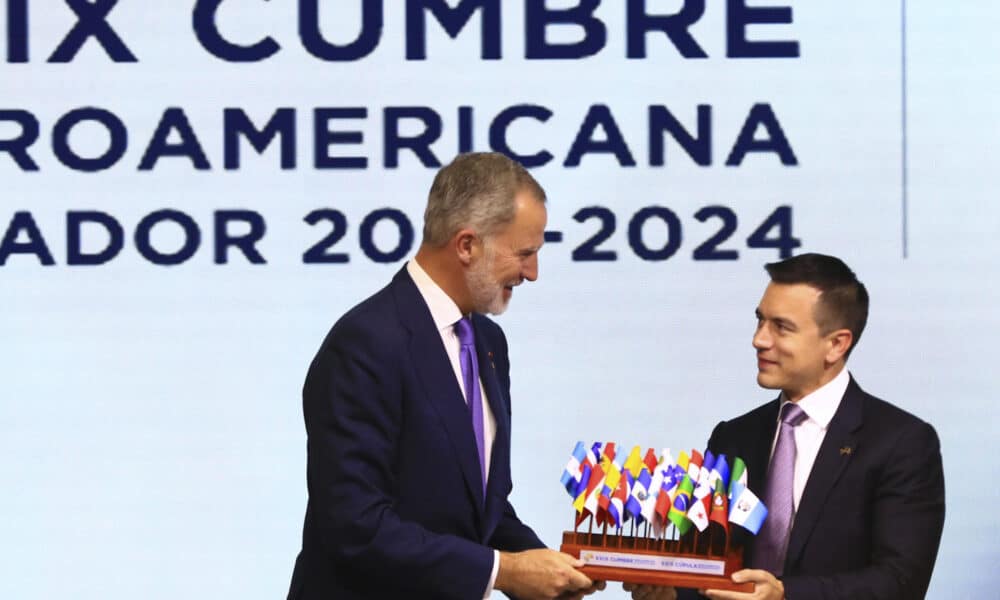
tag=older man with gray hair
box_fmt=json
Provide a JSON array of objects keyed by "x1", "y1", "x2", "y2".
[{"x1": 287, "y1": 153, "x2": 601, "y2": 600}]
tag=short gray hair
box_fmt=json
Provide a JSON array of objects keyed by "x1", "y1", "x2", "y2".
[{"x1": 422, "y1": 152, "x2": 546, "y2": 246}]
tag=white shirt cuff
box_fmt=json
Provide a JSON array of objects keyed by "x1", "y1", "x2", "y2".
[{"x1": 483, "y1": 549, "x2": 500, "y2": 598}]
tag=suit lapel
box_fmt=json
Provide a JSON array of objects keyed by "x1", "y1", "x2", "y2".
[
  {"x1": 473, "y1": 314, "x2": 510, "y2": 536},
  {"x1": 784, "y1": 378, "x2": 864, "y2": 569},
  {"x1": 748, "y1": 400, "x2": 781, "y2": 493},
  {"x1": 392, "y1": 268, "x2": 486, "y2": 511}
]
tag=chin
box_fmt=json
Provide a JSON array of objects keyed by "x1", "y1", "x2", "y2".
[
  {"x1": 487, "y1": 299, "x2": 510, "y2": 316},
  {"x1": 757, "y1": 374, "x2": 779, "y2": 390}
]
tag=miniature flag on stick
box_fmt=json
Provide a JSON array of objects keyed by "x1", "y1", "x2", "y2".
[
  {"x1": 609, "y1": 471, "x2": 630, "y2": 527},
  {"x1": 729, "y1": 484, "x2": 768, "y2": 534},
  {"x1": 696, "y1": 450, "x2": 716, "y2": 494},
  {"x1": 624, "y1": 446, "x2": 644, "y2": 478},
  {"x1": 597, "y1": 456, "x2": 622, "y2": 526},
  {"x1": 676, "y1": 450, "x2": 690, "y2": 474},
  {"x1": 640, "y1": 459, "x2": 667, "y2": 523},
  {"x1": 729, "y1": 457, "x2": 748, "y2": 498},
  {"x1": 687, "y1": 449, "x2": 704, "y2": 482},
  {"x1": 687, "y1": 489, "x2": 710, "y2": 532},
  {"x1": 709, "y1": 454, "x2": 730, "y2": 493},
  {"x1": 625, "y1": 464, "x2": 652, "y2": 524},
  {"x1": 576, "y1": 463, "x2": 605, "y2": 525},
  {"x1": 709, "y1": 480, "x2": 729, "y2": 533},
  {"x1": 643, "y1": 448, "x2": 658, "y2": 473},
  {"x1": 667, "y1": 474, "x2": 695, "y2": 535},
  {"x1": 573, "y1": 464, "x2": 592, "y2": 511},
  {"x1": 560, "y1": 442, "x2": 587, "y2": 497}
]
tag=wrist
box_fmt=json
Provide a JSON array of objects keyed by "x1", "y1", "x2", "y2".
[{"x1": 494, "y1": 551, "x2": 516, "y2": 593}]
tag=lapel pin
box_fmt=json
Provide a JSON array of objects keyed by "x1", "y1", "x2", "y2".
[
  {"x1": 487, "y1": 351, "x2": 495, "y2": 369},
  {"x1": 840, "y1": 446, "x2": 853, "y2": 456}
]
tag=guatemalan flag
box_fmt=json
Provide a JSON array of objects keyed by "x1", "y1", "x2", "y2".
[{"x1": 729, "y1": 484, "x2": 768, "y2": 535}]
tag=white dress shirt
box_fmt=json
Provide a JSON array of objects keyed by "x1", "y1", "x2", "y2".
[
  {"x1": 407, "y1": 259, "x2": 500, "y2": 598},
  {"x1": 770, "y1": 366, "x2": 850, "y2": 516}
]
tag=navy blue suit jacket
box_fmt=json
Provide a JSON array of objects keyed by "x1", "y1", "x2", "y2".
[
  {"x1": 682, "y1": 378, "x2": 945, "y2": 599},
  {"x1": 287, "y1": 268, "x2": 544, "y2": 600}
]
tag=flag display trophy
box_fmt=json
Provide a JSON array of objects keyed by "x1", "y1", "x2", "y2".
[{"x1": 558, "y1": 443, "x2": 769, "y2": 593}]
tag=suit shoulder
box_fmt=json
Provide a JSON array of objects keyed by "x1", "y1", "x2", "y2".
[
  {"x1": 720, "y1": 400, "x2": 777, "y2": 430},
  {"x1": 316, "y1": 281, "x2": 406, "y2": 354},
  {"x1": 707, "y1": 400, "x2": 776, "y2": 449},
  {"x1": 856, "y1": 385, "x2": 938, "y2": 438}
]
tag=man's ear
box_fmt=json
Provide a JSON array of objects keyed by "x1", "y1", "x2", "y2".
[
  {"x1": 825, "y1": 328, "x2": 854, "y2": 364},
  {"x1": 453, "y1": 229, "x2": 477, "y2": 266}
]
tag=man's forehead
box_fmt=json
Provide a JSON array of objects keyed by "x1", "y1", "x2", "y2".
[{"x1": 759, "y1": 282, "x2": 822, "y2": 318}]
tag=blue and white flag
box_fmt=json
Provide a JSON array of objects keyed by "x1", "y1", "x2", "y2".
[
  {"x1": 709, "y1": 454, "x2": 731, "y2": 493},
  {"x1": 625, "y1": 467, "x2": 651, "y2": 523},
  {"x1": 729, "y1": 484, "x2": 768, "y2": 535},
  {"x1": 560, "y1": 441, "x2": 587, "y2": 497}
]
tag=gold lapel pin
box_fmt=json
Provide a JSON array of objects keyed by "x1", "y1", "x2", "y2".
[{"x1": 840, "y1": 446, "x2": 853, "y2": 456}]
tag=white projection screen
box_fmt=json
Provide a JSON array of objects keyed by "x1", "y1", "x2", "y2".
[{"x1": 2, "y1": 2, "x2": 997, "y2": 598}]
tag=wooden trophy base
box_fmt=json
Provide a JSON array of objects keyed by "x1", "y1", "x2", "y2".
[{"x1": 560, "y1": 531, "x2": 753, "y2": 592}]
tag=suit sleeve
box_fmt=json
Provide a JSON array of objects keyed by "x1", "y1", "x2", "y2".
[
  {"x1": 304, "y1": 322, "x2": 494, "y2": 600},
  {"x1": 781, "y1": 420, "x2": 946, "y2": 600},
  {"x1": 488, "y1": 502, "x2": 545, "y2": 552}
]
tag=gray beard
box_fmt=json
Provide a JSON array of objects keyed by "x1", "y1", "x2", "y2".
[{"x1": 465, "y1": 249, "x2": 509, "y2": 316}]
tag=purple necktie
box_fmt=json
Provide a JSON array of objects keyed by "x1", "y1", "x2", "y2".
[
  {"x1": 454, "y1": 317, "x2": 486, "y2": 496},
  {"x1": 753, "y1": 402, "x2": 808, "y2": 576}
]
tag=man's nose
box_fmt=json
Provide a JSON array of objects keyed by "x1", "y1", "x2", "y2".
[
  {"x1": 752, "y1": 324, "x2": 771, "y2": 349},
  {"x1": 522, "y1": 254, "x2": 538, "y2": 282}
]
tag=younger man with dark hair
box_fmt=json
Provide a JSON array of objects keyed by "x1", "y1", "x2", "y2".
[
  {"x1": 628, "y1": 254, "x2": 945, "y2": 600},
  {"x1": 700, "y1": 253, "x2": 945, "y2": 600}
]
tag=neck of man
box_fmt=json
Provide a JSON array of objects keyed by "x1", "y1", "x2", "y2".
[
  {"x1": 414, "y1": 244, "x2": 473, "y2": 315},
  {"x1": 784, "y1": 360, "x2": 847, "y2": 403}
]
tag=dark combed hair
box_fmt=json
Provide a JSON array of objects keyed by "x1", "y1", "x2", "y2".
[{"x1": 765, "y1": 253, "x2": 869, "y2": 359}]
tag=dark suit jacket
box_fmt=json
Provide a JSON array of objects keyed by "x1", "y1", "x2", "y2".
[
  {"x1": 287, "y1": 268, "x2": 544, "y2": 600},
  {"x1": 686, "y1": 377, "x2": 945, "y2": 599}
]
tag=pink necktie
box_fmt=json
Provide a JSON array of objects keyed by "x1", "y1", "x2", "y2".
[{"x1": 753, "y1": 402, "x2": 807, "y2": 575}]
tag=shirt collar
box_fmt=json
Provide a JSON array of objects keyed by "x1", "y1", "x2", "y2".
[
  {"x1": 407, "y1": 259, "x2": 463, "y2": 334},
  {"x1": 780, "y1": 366, "x2": 850, "y2": 429}
]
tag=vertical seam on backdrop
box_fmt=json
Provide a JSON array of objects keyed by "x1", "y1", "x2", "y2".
[{"x1": 901, "y1": 0, "x2": 909, "y2": 259}]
